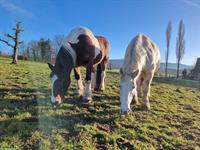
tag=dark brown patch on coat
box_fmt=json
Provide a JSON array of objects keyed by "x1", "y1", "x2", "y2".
[
  {"x1": 95, "y1": 36, "x2": 109, "y2": 59},
  {"x1": 94, "y1": 36, "x2": 109, "y2": 90},
  {"x1": 70, "y1": 34, "x2": 96, "y2": 67}
]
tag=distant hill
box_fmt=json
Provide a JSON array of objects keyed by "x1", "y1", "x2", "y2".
[{"x1": 109, "y1": 59, "x2": 193, "y2": 70}]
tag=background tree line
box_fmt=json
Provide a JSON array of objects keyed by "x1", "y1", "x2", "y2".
[
  {"x1": 19, "y1": 34, "x2": 64, "y2": 63},
  {"x1": 1, "y1": 35, "x2": 64, "y2": 63}
]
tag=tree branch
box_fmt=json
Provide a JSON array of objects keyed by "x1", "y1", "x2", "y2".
[
  {"x1": 19, "y1": 41, "x2": 23, "y2": 44},
  {"x1": 5, "y1": 34, "x2": 15, "y2": 40},
  {"x1": 0, "y1": 38, "x2": 14, "y2": 48}
]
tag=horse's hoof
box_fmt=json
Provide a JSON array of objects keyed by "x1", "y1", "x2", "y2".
[
  {"x1": 82, "y1": 96, "x2": 92, "y2": 103},
  {"x1": 94, "y1": 87, "x2": 100, "y2": 91},
  {"x1": 52, "y1": 102, "x2": 61, "y2": 109},
  {"x1": 77, "y1": 92, "x2": 83, "y2": 97},
  {"x1": 141, "y1": 104, "x2": 151, "y2": 111},
  {"x1": 100, "y1": 88, "x2": 105, "y2": 92},
  {"x1": 120, "y1": 109, "x2": 132, "y2": 115}
]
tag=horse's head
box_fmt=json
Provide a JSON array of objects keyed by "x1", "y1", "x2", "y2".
[
  {"x1": 48, "y1": 63, "x2": 71, "y2": 105},
  {"x1": 120, "y1": 68, "x2": 138, "y2": 113}
]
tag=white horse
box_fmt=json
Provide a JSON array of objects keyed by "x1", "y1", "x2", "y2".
[{"x1": 120, "y1": 33, "x2": 160, "y2": 113}]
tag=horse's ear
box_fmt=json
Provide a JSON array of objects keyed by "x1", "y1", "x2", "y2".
[
  {"x1": 48, "y1": 63, "x2": 54, "y2": 71},
  {"x1": 68, "y1": 42, "x2": 76, "y2": 49}
]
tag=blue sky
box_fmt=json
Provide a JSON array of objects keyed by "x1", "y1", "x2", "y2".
[{"x1": 0, "y1": 0, "x2": 199, "y2": 65}]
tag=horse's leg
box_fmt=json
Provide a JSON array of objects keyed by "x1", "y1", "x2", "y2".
[
  {"x1": 96, "y1": 57, "x2": 108, "y2": 91},
  {"x1": 83, "y1": 62, "x2": 93, "y2": 101},
  {"x1": 142, "y1": 70, "x2": 154, "y2": 110},
  {"x1": 91, "y1": 67, "x2": 96, "y2": 90},
  {"x1": 136, "y1": 74, "x2": 143, "y2": 97},
  {"x1": 131, "y1": 74, "x2": 140, "y2": 105},
  {"x1": 74, "y1": 67, "x2": 84, "y2": 97},
  {"x1": 99, "y1": 63, "x2": 106, "y2": 91}
]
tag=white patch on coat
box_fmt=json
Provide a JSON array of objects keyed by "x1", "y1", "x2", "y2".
[
  {"x1": 83, "y1": 80, "x2": 92, "y2": 99},
  {"x1": 120, "y1": 33, "x2": 160, "y2": 112},
  {"x1": 77, "y1": 79, "x2": 84, "y2": 96},
  {"x1": 62, "y1": 27, "x2": 101, "y2": 66},
  {"x1": 91, "y1": 72, "x2": 96, "y2": 89},
  {"x1": 51, "y1": 75, "x2": 58, "y2": 103},
  {"x1": 100, "y1": 71, "x2": 106, "y2": 90}
]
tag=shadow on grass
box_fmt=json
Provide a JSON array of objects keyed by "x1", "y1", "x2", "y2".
[
  {"x1": 62, "y1": 97, "x2": 119, "y2": 121},
  {"x1": 0, "y1": 87, "x2": 51, "y2": 149},
  {"x1": 0, "y1": 86, "x2": 122, "y2": 148},
  {"x1": 0, "y1": 88, "x2": 40, "y2": 149}
]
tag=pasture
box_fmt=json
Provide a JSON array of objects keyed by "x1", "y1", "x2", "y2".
[{"x1": 0, "y1": 57, "x2": 200, "y2": 150}]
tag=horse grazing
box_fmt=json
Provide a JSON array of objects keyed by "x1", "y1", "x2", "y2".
[
  {"x1": 120, "y1": 33, "x2": 160, "y2": 113},
  {"x1": 48, "y1": 27, "x2": 109, "y2": 104}
]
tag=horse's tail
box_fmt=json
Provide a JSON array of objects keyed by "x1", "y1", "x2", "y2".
[{"x1": 95, "y1": 63, "x2": 102, "y2": 91}]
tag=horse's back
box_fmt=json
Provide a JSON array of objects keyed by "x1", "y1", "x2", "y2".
[
  {"x1": 63, "y1": 27, "x2": 95, "y2": 45},
  {"x1": 62, "y1": 27, "x2": 110, "y2": 67},
  {"x1": 123, "y1": 33, "x2": 160, "y2": 74},
  {"x1": 136, "y1": 33, "x2": 160, "y2": 71},
  {"x1": 95, "y1": 36, "x2": 109, "y2": 60}
]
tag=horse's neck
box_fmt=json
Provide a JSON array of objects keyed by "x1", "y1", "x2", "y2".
[
  {"x1": 62, "y1": 44, "x2": 77, "y2": 66},
  {"x1": 55, "y1": 49, "x2": 74, "y2": 79}
]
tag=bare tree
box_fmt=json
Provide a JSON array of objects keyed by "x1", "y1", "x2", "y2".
[
  {"x1": 52, "y1": 34, "x2": 64, "y2": 53},
  {"x1": 0, "y1": 21, "x2": 23, "y2": 64},
  {"x1": 176, "y1": 20, "x2": 185, "y2": 78},
  {"x1": 165, "y1": 21, "x2": 172, "y2": 77}
]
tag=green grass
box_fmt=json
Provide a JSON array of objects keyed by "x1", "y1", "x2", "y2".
[{"x1": 0, "y1": 57, "x2": 200, "y2": 150}]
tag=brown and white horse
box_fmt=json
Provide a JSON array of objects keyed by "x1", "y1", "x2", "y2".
[
  {"x1": 120, "y1": 33, "x2": 160, "y2": 113},
  {"x1": 48, "y1": 27, "x2": 109, "y2": 104}
]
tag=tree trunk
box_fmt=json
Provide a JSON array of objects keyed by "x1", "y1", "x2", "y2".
[
  {"x1": 12, "y1": 26, "x2": 20, "y2": 64},
  {"x1": 12, "y1": 47, "x2": 18, "y2": 64},
  {"x1": 165, "y1": 48, "x2": 169, "y2": 77},
  {"x1": 177, "y1": 61, "x2": 180, "y2": 78},
  {"x1": 165, "y1": 62, "x2": 168, "y2": 77}
]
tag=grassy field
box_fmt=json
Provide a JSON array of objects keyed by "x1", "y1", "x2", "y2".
[{"x1": 0, "y1": 57, "x2": 200, "y2": 150}]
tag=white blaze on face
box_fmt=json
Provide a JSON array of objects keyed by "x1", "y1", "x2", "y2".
[
  {"x1": 120, "y1": 78, "x2": 134, "y2": 112},
  {"x1": 51, "y1": 75, "x2": 58, "y2": 103}
]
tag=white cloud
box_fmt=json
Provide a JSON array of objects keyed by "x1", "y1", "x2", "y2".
[
  {"x1": 0, "y1": 0, "x2": 33, "y2": 18},
  {"x1": 183, "y1": 0, "x2": 200, "y2": 9}
]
